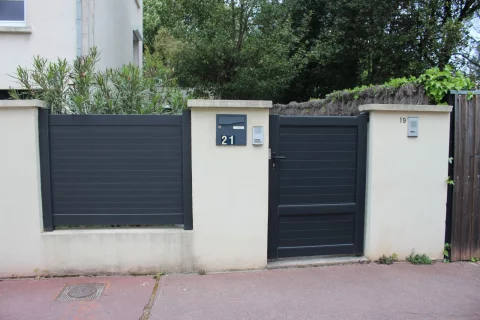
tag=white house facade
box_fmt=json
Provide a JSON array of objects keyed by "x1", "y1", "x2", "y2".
[{"x1": 0, "y1": 0, "x2": 143, "y2": 92}]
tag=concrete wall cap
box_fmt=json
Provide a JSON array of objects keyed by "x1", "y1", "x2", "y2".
[
  {"x1": 359, "y1": 104, "x2": 452, "y2": 113},
  {"x1": 0, "y1": 26, "x2": 32, "y2": 34},
  {"x1": 0, "y1": 100, "x2": 45, "y2": 109},
  {"x1": 188, "y1": 99, "x2": 272, "y2": 109}
]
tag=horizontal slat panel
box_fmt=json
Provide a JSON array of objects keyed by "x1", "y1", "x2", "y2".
[
  {"x1": 280, "y1": 142, "x2": 357, "y2": 152},
  {"x1": 281, "y1": 127, "x2": 357, "y2": 136},
  {"x1": 51, "y1": 157, "x2": 180, "y2": 164},
  {"x1": 53, "y1": 170, "x2": 181, "y2": 178},
  {"x1": 272, "y1": 116, "x2": 362, "y2": 259},
  {"x1": 279, "y1": 117, "x2": 358, "y2": 127},
  {"x1": 54, "y1": 189, "x2": 180, "y2": 197},
  {"x1": 280, "y1": 228, "x2": 353, "y2": 239},
  {"x1": 279, "y1": 177, "x2": 355, "y2": 187},
  {"x1": 51, "y1": 159, "x2": 181, "y2": 167},
  {"x1": 51, "y1": 149, "x2": 182, "y2": 158},
  {"x1": 280, "y1": 169, "x2": 357, "y2": 179},
  {"x1": 278, "y1": 244, "x2": 355, "y2": 257},
  {"x1": 53, "y1": 181, "x2": 181, "y2": 189},
  {"x1": 53, "y1": 176, "x2": 180, "y2": 183},
  {"x1": 51, "y1": 137, "x2": 181, "y2": 145},
  {"x1": 280, "y1": 194, "x2": 355, "y2": 205},
  {"x1": 54, "y1": 177, "x2": 181, "y2": 184},
  {"x1": 50, "y1": 115, "x2": 182, "y2": 126},
  {"x1": 53, "y1": 201, "x2": 182, "y2": 210},
  {"x1": 54, "y1": 208, "x2": 183, "y2": 215},
  {"x1": 51, "y1": 127, "x2": 181, "y2": 138},
  {"x1": 280, "y1": 134, "x2": 357, "y2": 143},
  {"x1": 280, "y1": 151, "x2": 356, "y2": 161},
  {"x1": 53, "y1": 214, "x2": 184, "y2": 226},
  {"x1": 280, "y1": 219, "x2": 354, "y2": 232},
  {"x1": 279, "y1": 213, "x2": 354, "y2": 223},
  {"x1": 280, "y1": 185, "x2": 355, "y2": 196},
  {"x1": 280, "y1": 169, "x2": 356, "y2": 179},
  {"x1": 51, "y1": 162, "x2": 181, "y2": 171},
  {"x1": 279, "y1": 236, "x2": 354, "y2": 247},
  {"x1": 53, "y1": 178, "x2": 181, "y2": 186},
  {"x1": 279, "y1": 205, "x2": 356, "y2": 217},
  {"x1": 53, "y1": 143, "x2": 182, "y2": 151},
  {"x1": 280, "y1": 161, "x2": 356, "y2": 170},
  {"x1": 49, "y1": 118, "x2": 186, "y2": 227},
  {"x1": 55, "y1": 194, "x2": 181, "y2": 202}
]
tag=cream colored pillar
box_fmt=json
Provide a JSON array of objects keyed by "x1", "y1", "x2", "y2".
[
  {"x1": 0, "y1": 100, "x2": 45, "y2": 277},
  {"x1": 359, "y1": 104, "x2": 452, "y2": 261},
  {"x1": 188, "y1": 100, "x2": 271, "y2": 271}
]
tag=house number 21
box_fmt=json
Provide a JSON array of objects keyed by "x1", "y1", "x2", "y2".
[{"x1": 221, "y1": 135, "x2": 235, "y2": 145}]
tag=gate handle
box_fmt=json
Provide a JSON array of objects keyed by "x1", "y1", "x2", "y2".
[{"x1": 272, "y1": 152, "x2": 287, "y2": 160}]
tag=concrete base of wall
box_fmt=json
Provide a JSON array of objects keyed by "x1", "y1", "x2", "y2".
[
  {"x1": 1, "y1": 226, "x2": 274, "y2": 278},
  {"x1": 0, "y1": 228, "x2": 196, "y2": 278},
  {"x1": 41, "y1": 229, "x2": 195, "y2": 276}
]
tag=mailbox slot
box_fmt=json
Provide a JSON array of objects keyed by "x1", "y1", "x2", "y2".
[{"x1": 216, "y1": 114, "x2": 247, "y2": 146}]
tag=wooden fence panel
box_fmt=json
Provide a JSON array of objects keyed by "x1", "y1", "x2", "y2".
[{"x1": 451, "y1": 93, "x2": 480, "y2": 261}]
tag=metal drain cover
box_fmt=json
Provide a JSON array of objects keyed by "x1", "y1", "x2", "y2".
[{"x1": 56, "y1": 283, "x2": 106, "y2": 302}]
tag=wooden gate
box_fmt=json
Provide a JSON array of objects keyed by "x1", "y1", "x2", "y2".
[
  {"x1": 268, "y1": 115, "x2": 367, "y2": 259},
  {"x1": 450, "y1": 92, "x2": 480, "y2": 261}
]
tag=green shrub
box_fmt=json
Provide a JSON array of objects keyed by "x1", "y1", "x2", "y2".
[
  {"x1": 416, "y1": 65, "x2": 475, "y2": 104},
  {"x1": 443, "y1": 243, "x2": 451, "y2": 262},
  {"x1": 9, "y1": 47, "x2": 189, "y2": 115},
  {"x1": 325, "y1": 65, "x2": 473, "y2": 105},
  {"x1": 377, "y1": 253, "x2": 399, "y2": 265},
  {"x1": 406, "y1": 251, "x2": 432, "y2": 265}
]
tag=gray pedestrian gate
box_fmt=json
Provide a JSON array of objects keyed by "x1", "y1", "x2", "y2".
[
  {"x1": 38, "y1": 109, "x2": 192, "y2": 231},
  {"x1": 268, "y1": 115, "x2": 368, "y2": 259}
]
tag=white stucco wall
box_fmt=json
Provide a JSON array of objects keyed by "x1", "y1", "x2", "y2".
[
  {"x1": 0, "y1": 0, "x2": 77, "y2": 89},
  {"x1": 189, "y1": 100, "x2": 271, "y2": 271},
  {"x1": 92, "y1": 0, "x2": 143, "y2": 70},
  {"x1": 0, "y1": 101, "x2": 44, "y2": 277},
  {"x1": 0, "y1": 99, "x2": 271, "y2": 277},
  {"x1": 0, "y1": 101, "x2": 193, "y2": 278},
  {"x1": 0, "y1": 0, "x2": 143, "y2": 90},
  {"x1": 361, "y1": 104, "x2": 452, "y2": 261}
]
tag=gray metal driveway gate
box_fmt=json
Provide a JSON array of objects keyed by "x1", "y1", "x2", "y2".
[
  {"x1": 39, "y1": 109, "x2": 192, "y2": 231},
  {"x1": 268, "y1": 115, "x2": 367, "y2": 259}
]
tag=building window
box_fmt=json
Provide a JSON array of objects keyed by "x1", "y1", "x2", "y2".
[
  {"x1": 0, "y1": 0, "x2": 25, "y2": 25},
  {"x1": 133, "y1": 29, "x2": 142, "y2": 66},
  {"x1": 133, "y1": 38, "x2": 140, "y2": 66}
]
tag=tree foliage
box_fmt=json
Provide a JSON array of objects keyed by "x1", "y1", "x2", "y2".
[
  {"x1": 145, "y1": 0, "x2": 480, "y2": 103},
  {"x1": 284, "y1": 0, "x2": 480, "y2": 101},
  {"x1": 145, "y1": 0, "x2": 304, "y2": 101}
]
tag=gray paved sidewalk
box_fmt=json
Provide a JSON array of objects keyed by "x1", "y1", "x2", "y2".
[
  {"x1": 1, "y1": 263, "x2": 479, "y2": 320},
  {"x1": 151, "y1": 263, "x2": 480, "y2": 320},
  {"x1": 0, "y1": 276, "x2": 155, "y2": 320}
]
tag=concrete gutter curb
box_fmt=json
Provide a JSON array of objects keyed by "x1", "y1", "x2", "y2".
[{"x1": 267, "y1": 256, "x2": 370, "y2": 270}]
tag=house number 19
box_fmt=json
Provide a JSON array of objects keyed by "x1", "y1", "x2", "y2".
[{"x1": 400, "y1": 117, "x2": 406, "y2": 123}]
